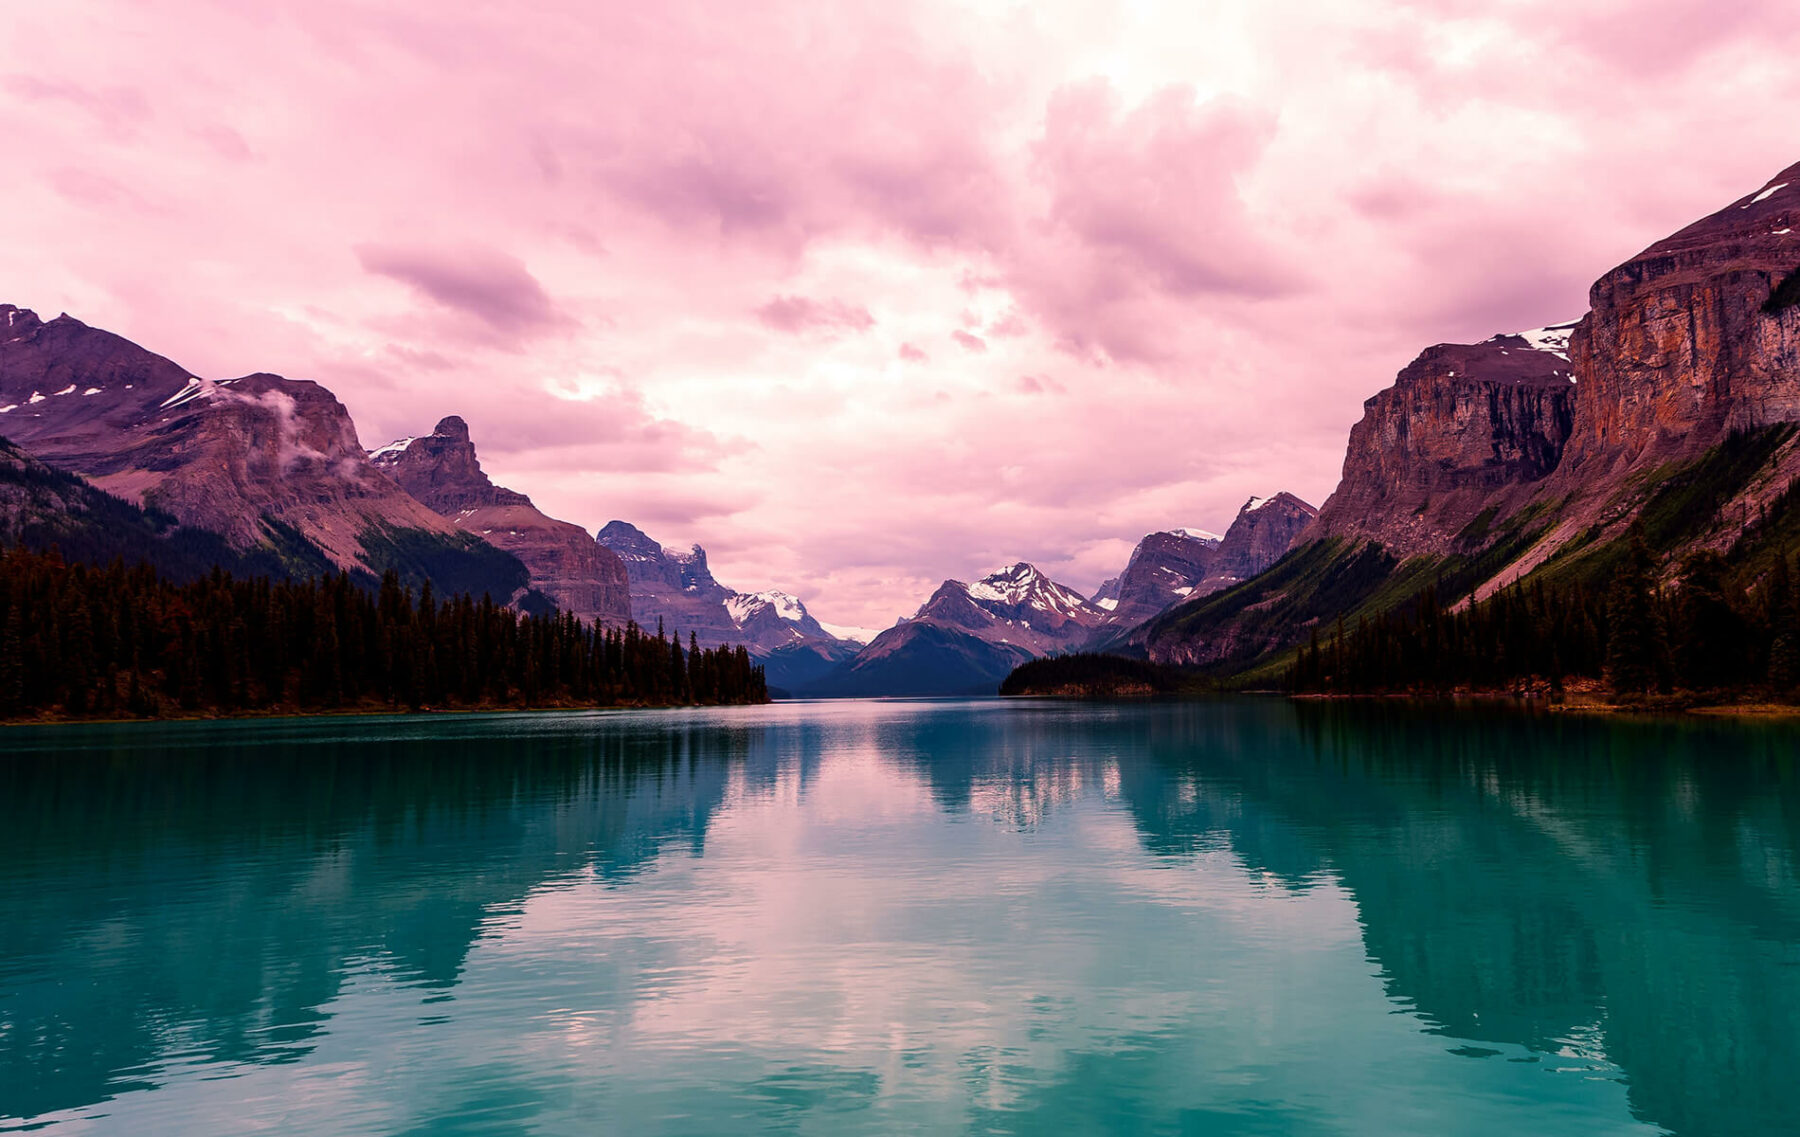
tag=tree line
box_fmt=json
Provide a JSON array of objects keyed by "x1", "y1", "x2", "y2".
[
  {"x1": 1287, "y1": 534, "x2": 1800, "y2": 702},
  {"x1": 0, "y1": 546, "x2": 768, "y2": 720}
]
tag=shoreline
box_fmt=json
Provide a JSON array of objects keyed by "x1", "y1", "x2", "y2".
[
  {"x1": 0, "y1": 698, "x2": 772, "y2": 730},
  {"x1": 1289, "y1": 689, "x2": 1800, "y2": 718}
]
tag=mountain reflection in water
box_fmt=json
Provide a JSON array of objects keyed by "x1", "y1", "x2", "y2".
[{"x1": 2, "y1": 700, "x2": 1795, "y2": 1135}]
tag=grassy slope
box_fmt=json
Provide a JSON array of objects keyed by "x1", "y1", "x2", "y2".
[
  {"x1": 1525, "y1": 425, "x2": 1799, "y2": 594},
  {"x1": 1124, "y1": 500, "x2": 1554, "y2": 686},
  {"x1": 355, "y1": 523, "x2": 536, "y2": 605}
]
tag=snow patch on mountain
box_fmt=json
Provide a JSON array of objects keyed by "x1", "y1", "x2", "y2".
[
  {"x1": 817, "y1": 621, "x2": 881, "y2": 645},
  {"x1": 726, "y1": 590, "x2": 808, "y2": 626},
  {"x1": 1491, "y1": 321, "x2": 1581, "y2": 361},
  {"x1": 368, "y1": 436, "x2": 419, "y2": 460},
  {"x1": 1168, "y1": 527, "x2": 1223, "y2": 544}
]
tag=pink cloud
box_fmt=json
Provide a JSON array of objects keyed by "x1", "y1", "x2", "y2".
[
  {"x1": 754, "y1": 295, "x2": 875, "y2": 335},
  {"x1": 8, "y1": 0, "x2": 1800, "y2": 628},
  {"x1": 355, "y1": 243, "x2": 568, "y2": 342}
]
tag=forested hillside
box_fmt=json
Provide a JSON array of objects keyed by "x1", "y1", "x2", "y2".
[{"x1": 0, "y1": 548, "x2": 767, "y2": 721}]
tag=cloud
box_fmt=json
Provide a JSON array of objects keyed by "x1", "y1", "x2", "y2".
[
  {"x1": 355, "y1": 242, "x2": 568, "y2": 342},
  {"x1": 754, "y1": 295, "x2": 875, "y2": 335},
  {"x1": 10, "y1": 0, "x2": 1800, "y2": 628}
]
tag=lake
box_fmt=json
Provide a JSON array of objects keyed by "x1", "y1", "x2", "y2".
[{"x1": 2, "y1": 698, "x2": 1797, "y2": 1135}]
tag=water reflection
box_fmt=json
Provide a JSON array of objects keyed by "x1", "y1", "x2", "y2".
[{"x1": 0, "y1": 701, "x2": 1796, "y2": 1135}]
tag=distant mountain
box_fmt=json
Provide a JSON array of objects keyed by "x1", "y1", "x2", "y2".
[
  {"x1": 596, "y1": 520, "x2": 859, "y2": 688},
  {"x1": 1098, "y1": 529, "x2": 1221, "y2": 628},
  {"x1": 1197, "y1": 494, "x2": 1319, "y2": 593},
  {"x1": 597, "y1": 521, "x2": 737, "y2": 641},
  {"x1": 805, "y1": 562, "x2": 1104, "y2": 696},
  {"x1": 801, "y1": 621, "x2": 1038, "y2": 698},
  {"x1": 370, "y1": 416, "x2": 632, "y2": 626},
  {"x1": 0, "y1": 305, "x2": 530, "y2": 600}
]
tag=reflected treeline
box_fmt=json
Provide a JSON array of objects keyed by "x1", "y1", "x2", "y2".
[
  {"x1": 0, "y1": 714, "x2": 783, "y2": 1122},
  {"x1": 1122, "y1": 701, "x2": 1799, "y2": 1137},
  {"x1": 7, "y1": 702, "x2": 1800, "y2": 1137},
  {"x1": 875, "y1": 699, "x2": 1800, "y2": 1136}
]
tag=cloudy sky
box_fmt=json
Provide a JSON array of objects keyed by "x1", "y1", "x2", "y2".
[{"x1": 5, "y1": 0, "x2": 1799, "y2": 629}]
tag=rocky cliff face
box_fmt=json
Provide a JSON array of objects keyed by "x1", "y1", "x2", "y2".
[
  {"x1": 0, "y1": 306, "x2": 503, "y2": 582},
  {"x1": 1101, "y1": 530, "x2": 1220, "y2": 628},
  {"x1": 1307, "y1": 335, "x2": 1575, "y2": 555},
  {"x1": 370, "y1": 417, "x2": 632, "y2": 626},
  {"x1": 1131, "y1": 161, "x2": 1800, "y2": 674},
  {"x1": 1203, "y1": 493, "x2": 1318, "y2": 589},
  {"x1": 596, "y1": 521, "x2": 738, "y2": 642},
  {"x1": 1563, "y1": 162, "x2": 1800, "y2": 478}
]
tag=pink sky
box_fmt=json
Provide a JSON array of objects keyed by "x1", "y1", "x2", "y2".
[{"x1": 5, "y1": 0, "x2": 1800, "y2": 630}]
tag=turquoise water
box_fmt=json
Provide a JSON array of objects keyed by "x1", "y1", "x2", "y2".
[{"x1": 2, "y1": 699, "x2": 1798, "y2": 1135}]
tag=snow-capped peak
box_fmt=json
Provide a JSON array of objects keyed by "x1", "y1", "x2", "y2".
[
  {"x1": 962, "y1": 561, "x2": 1097, "y2": 619},
  {"x1": 726, "y1": 590, "x2": 808, "y2": 626},
  {"x1": 1168, "y1": 527, "x2": 1223, "y2": 544},
  {"x1": 967, "y1": 562, "x2": 1044, "y2": 603},
  {"x1": 1244, "y1": 496, "x2": 1271, "y2": 513}
]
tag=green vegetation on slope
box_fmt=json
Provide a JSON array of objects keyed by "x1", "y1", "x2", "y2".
[
  {"x1": 1531, "y1": 425, "x2": 1799, "y2": 593},
  {"x1": 1290, "y1": 535, "x2": 1799, "y2": 702},
  {"x1": 356, "y1": 523, "x2": 538, "y2": 606},
  {"x1": 1, "y1": 436, "x2": 339, "y2": 582},
  {"x1": 1135, "y1": 500, "x2": 1553, "y2": 683}
]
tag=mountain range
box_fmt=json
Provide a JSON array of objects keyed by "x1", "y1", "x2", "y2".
[
  {"x1": 595, "y1": 520, "x2": 861, "y2": 690},
  {"x1": 10, "y1": 156, "x2": 1800, "y2": 701}
]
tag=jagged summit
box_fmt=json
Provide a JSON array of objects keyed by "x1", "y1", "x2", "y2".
[
  {"x1": 370, "y1": 416, "x2": 532, "y2": 513},
  {"x1": 370, "y1": 415, "x2": 631, "y2": 626},
  {"x1": 597, "y1": 520, "x2": 853, "y2": 681}
]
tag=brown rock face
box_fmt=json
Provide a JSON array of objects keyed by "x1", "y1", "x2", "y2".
[
  {"x1": 1202, "y1": 493, "x2": 1318, "y2": 589},
  {"x1": 1307, "y1": 337, "x2": 1575, "y2": 555},
  {"x1": 371, "y1": 418, "x2": 632, "y2": 627},
  {"x1": 0, "y1": 308, "x2": 463, "y2": 565},
  {"x1": 1562, "y1": 161, "x2": 1800, "y2": 478}
]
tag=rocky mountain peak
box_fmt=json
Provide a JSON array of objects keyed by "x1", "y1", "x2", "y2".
[
  {"x1": 1199, "y1": 492, "x2": 1318, "y2": 592},
  {"x1": 599, "y1": 521, "x2": 723, "y2": 600},
  {"x1": 1557, "y1": 157, "x2": 1800, "y2": 480},
  {"x1": 370, "y1": 415, "x2": 631, "y2": 626},
  {"x1": 908, "y1": 561, "x2": 1105, "y2": 654},
  {"x1": 596, "y1": 520, "x2": 664, "y2": 561},
  {"x1": 1, "y1": 305, "x2": 44, "y2": 342},
  {"x1": 1308, "y1": 330, "x2": 1578, "y2": 554},
  {"x1": 369, "y1": 416, "x2": 530, "y2": 514},
  {"x1": 1101, "y1": 528, "x2": 1223, "y2": 626}
]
